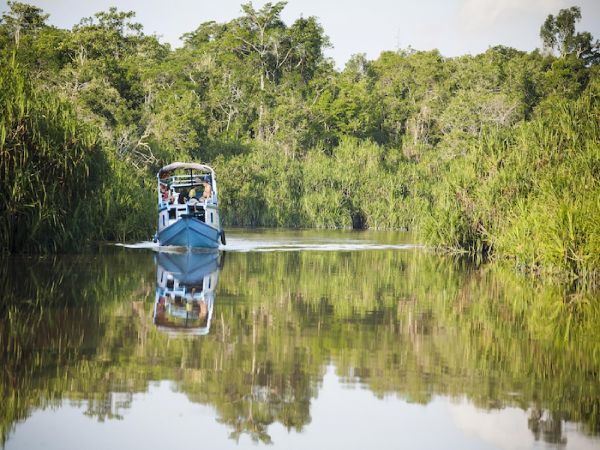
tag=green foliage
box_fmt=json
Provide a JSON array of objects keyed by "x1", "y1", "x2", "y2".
[
  {"x1": 492, "y1": 82, "x2": 600, "y2": 279},
  {"x1": 0, "y1": 2, "x2": 598, "y2": 281},
  {"x1": 0, "y1": 58, "x2": 104, "y2": 252},
  {"x1": 0, "y1": 57, "x2": 154, "y2": 252},
  {"x1": 540, "y1": 6, "x2": 599, "y2": 64},
  {"x1": 1, "y1": 1, "x2": 48, "y2": 47},
  {"x1": 418, "y1": 78, "x2": 600, "y2": 279},
  {"x1": 214, "y1": 144, "x2": 303, "y2": 227}
]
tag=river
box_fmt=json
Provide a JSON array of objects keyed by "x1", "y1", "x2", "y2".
[{"x1": 1, "y1": 229, "x2": 599, "y2": 449}]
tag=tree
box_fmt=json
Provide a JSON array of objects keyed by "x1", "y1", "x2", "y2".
[
  {"x1": 287, "y1": 16, "x2": 330, "y2": 83},
  {"x1": 235, "y1": 2, "x2": 288, "y2": 139},
  {"x1": 232, "y1": 2, "x2": 330, "y2": 141},
  {"x1": 73, "y1": 7, "x2": 143, "y2": 61},
  {"x1": 1, "y1": 1, "x2": 48, "y2": 47},
  {"x1": 540, "y1": 6, "x2": 599, "y2": 64}
]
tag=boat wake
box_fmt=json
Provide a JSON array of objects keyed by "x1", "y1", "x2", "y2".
[
  {"x1": 115, "y1": 241, "x2": 222, "y2": 253},
  {"x1": 223, "y1": 239, "x2": 420, "y2": 252},
  {"x1": 117, "y1": 231, "x2": 422, "y2": 253},
  {"x1": 115, "y1": 241, "x2": 159, "y2": 250}
]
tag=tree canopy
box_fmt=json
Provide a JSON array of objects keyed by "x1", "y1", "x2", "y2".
[{"x1": 540, "y1": 6, "x2": 600, "y2": 64}]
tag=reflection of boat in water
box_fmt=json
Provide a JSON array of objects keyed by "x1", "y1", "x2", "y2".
[{"x1": 153, "y1": 251, "x2": 223, "y2": 336}]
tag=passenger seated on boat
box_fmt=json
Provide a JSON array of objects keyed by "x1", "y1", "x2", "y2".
[
  {"x1": 188, "y1": 186, "x2": 199, "y2": 199},
  {"x1": 198, "y1": 299, "x2": 208, "y2": 321},
  {"x1": 160, "y1": 183, "x2": 169, "y2": 201},
  {"x1": 202, "y1": 181, "x2": 212, "y2": 199},
  {"x1": 155, "y1": 302, "x2": 166, "y2": 321}
]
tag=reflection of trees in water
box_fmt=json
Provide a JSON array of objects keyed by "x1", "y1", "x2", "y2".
[
  {"x1": 0, "y1": 252, "x2": 157, "y2": 445},
  {"x1": 1, "y1": 249, "x2": 599, "y2": 446},
  {"x1": 528, "y1": 407, "x2": 567, "y2": 446},
  {"x1": 176, "y1": 305, "x2": 320, "y2": 444},
  {"x1": 82, "y1": 392, "x2": 133, "y2": 422}
]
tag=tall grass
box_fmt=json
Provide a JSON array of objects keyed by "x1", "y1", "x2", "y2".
[
  {"x1": 215, "y1": 138, "x2": 421, "y2": 231},
  {"x1": 417, "y1": 79, "x2": 600, "y2": 280},
  {"x1": 0, "y1": 59, "x2": 155, "y2": 253},
  {"x1": 0, "y1": 57, "x2": 105, "y2": 252}
]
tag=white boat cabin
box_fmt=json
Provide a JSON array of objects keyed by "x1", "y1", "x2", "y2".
[{"x1": 156, "y1": 163, "x2": 220, "y2": 233}]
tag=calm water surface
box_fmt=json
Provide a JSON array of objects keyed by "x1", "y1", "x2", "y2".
[{"x1": 1, "y1": 229, "x2": 599, "y2": 450}]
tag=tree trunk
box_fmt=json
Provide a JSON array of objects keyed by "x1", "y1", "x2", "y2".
[{"x1": 258, "y1": 72, "x2": 265, "y2": 140}]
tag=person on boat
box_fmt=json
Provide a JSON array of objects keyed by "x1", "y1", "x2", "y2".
[
  {"x1": 202, "y1": 181, "x2": 212, "y2": 199},
  {"x1": 160, "y1": 183, "x2": 169, "y2": 201},
  {"x1": 188, "y1": 186, "x2": 198, "y2": 199},
  {"x1": 198, "y1": 299, "x2": 208, "y2": 322},
  {"x1": 155, "y1": 302, "x2": 166, "y2": 323}
]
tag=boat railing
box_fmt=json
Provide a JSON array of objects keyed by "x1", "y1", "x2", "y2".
[
  {"x1": 157, "y1": 172, "x2": 218, "y2": 212},
  {"x1": 166, "y1": 174, "x2": 210, "y2": 188},
  {"x1": 158, "y1": 193, "x2": 216, "y2": 210}
]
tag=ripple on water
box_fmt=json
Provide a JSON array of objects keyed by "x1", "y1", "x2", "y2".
[{"x1": 116, "y1": 229, "x2": 422, "y2": 253}]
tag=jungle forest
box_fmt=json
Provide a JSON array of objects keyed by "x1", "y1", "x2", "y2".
[{"x1": 1, "y1": 2, "x2": 599, "y2": 281}]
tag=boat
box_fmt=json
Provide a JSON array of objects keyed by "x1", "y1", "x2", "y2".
[
  {"x1": 153, "y1": 251, "x2": 222, "y2": 337},
  {"x1": 155, "y1": 162, "x2": 225, "y2": 248}
]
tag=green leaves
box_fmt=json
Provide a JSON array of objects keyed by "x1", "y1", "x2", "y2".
[
  {"x1": 0, "y1": 61, "x2": 106, "y2": 252},
  {"x1": 540, "y1": 6, "x2": 599, "y2": 64},
  {"x1": 0, "y1": 1, "x2": 598, "y2": 282},
  {"x1": 1, "y1": 1, "x2": 48, "y2": 47}
]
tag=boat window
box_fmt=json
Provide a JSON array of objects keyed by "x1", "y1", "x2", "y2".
[
  {"x1": 162, "y1": 215, "x2": 165, "y2": 227},
  {"x1": 210, "y1": 212, "x2": 214, "y2": 223}
]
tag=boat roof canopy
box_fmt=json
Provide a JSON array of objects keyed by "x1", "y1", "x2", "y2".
[{"x1": 158, "y1": 162, "x2": 214, "y2": 175}]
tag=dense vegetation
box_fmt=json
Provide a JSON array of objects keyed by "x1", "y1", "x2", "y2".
[
  {"x1": 0, "y1": 2, "x2": 599, "y2": 279},
  {"x1": 1, "y1": 250, "x2": 599, "y2": 445}
]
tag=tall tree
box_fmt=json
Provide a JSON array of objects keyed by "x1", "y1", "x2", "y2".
[
  {"x1": 236, "y1": 2, "x2": 288, "y2": 139},
  {"x1": 540, "y1": 6, "x2": 599, "y2": 64},
  {"x1": 1, "y1": 1, "x2": 48, "y2": 47}
]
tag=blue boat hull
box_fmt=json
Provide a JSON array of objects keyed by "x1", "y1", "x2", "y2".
[
  {"x1": 156, "y1": 251, "x2": 219, "y2": 284},
  {"x1": 158, "y1": 216, "x2": 220, "y2": 249}
]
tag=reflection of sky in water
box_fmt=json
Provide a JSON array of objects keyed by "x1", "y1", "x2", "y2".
[
  {"x1": 6, "y1": 366, "x2": 598, "y2": 450},
  {"x1": 448, "y1": 404, "x2": 600, "y2": 450}
]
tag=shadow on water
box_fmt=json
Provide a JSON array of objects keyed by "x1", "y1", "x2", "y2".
[{"x1": 0, "y1": 231, "x2": 599, "y2": 448}]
